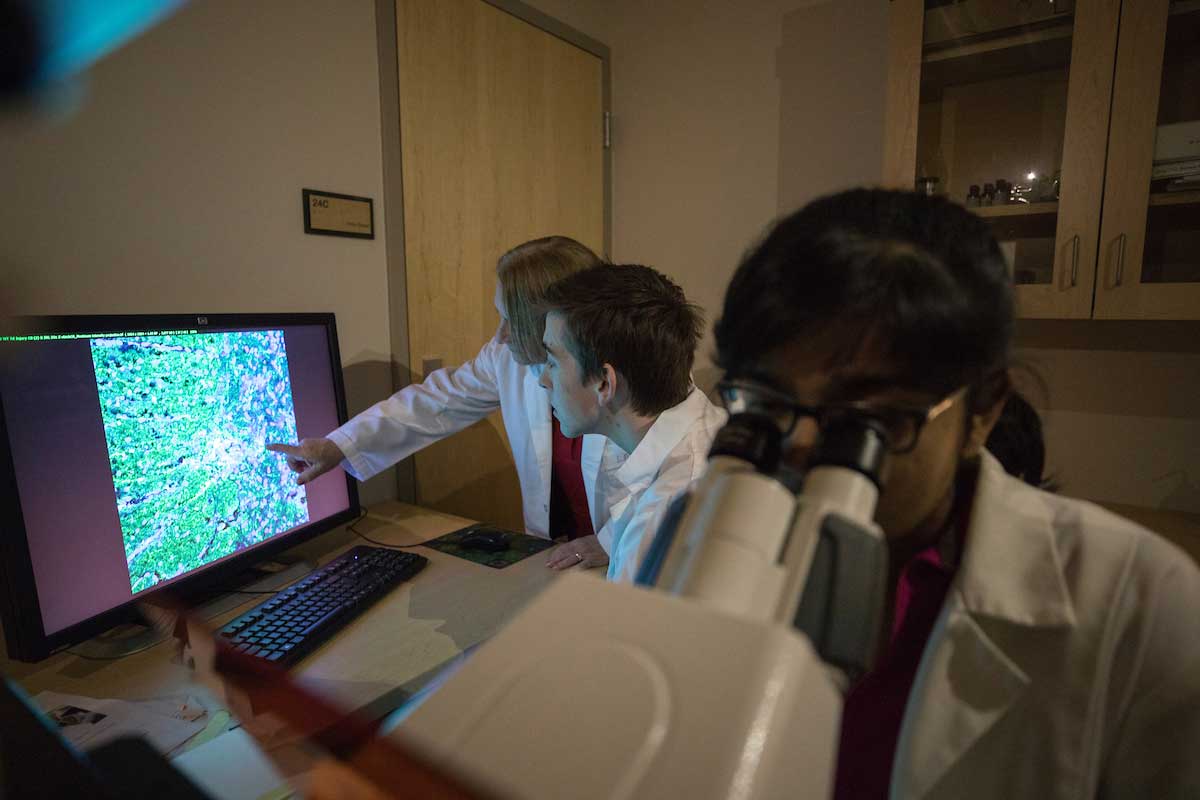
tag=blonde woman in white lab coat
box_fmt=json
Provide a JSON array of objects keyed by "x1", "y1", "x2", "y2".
[
  {"x1": 712, "y1": 188, "x2": 1200, "y2": 798},
  {"x1": 268, "y1": 236, "x2": 610, "y2": 563}
]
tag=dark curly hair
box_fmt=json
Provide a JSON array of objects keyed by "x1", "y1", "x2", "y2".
[{"x1": 715, "y1": 188, "x2": 1014, "y2": 412}]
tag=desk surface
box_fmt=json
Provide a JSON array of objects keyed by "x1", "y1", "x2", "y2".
[{"x1": 1, "y1": 502, "x2": 564, "y2": 720}]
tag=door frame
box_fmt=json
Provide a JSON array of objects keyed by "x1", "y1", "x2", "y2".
[{"x1": 374, "y1": 0, "x2": 611, "y2": 502}]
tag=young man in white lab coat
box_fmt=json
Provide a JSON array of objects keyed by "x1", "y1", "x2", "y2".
[
  {"x1": 712, "y1": 188, "x2": 1200, "y2": 798},
  {"x1": 268, "y1": 236, "x2": 607, "y2": 548},
  {"x1": 537, "y1": 264, "x2": 726, "y2": 582}
]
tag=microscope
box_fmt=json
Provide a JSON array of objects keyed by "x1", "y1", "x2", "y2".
[{"x1": 398, "y1": 401, "x2": 891, "y2": 799}]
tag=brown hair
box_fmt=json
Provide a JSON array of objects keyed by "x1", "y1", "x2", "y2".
[
  {"x1": 496, "y1": 236, "x2": 601, "y2": 364},
  {"x1": 541, "y1": 264, "x2": 702, "y2": 416}
]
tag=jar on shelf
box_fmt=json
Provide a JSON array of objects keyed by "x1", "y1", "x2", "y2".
[
  {"x1": 995, "y1": 179, "x2": 1012, "y2": 204},
  {"x1": 916, "y1": 176, "x2": 941, "y2": 196}
]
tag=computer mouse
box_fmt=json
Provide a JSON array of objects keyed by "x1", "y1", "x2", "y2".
[{"x1": 460, "y1": 528, "x2": 509, "y2": 553}]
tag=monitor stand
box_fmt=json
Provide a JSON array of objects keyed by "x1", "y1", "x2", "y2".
[
  {"x1": 72, "y1": 555, "x2": 317, "y2": 660},
  {"x1": 70, "y1": 622, "x2": 167, "y2": 660}
]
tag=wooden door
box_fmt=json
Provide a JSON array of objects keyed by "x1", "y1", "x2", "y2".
[
  {"x1": 1093, "y1": 0, "x2": 1200, "y2": 320},
  {"x1": 394, "y1": 0, "x2": 604, "y2": 529}
]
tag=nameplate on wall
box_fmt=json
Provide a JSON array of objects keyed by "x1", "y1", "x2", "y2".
[{"x1": 302, "y1": 189, "x2": 374, "y2": 239}]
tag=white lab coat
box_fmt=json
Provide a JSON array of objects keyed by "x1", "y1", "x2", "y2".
[
  {"x1": 589, "y1": 387, "x2": 727, "y2": 583},
  {"x1": 327, "y1": 336, "x2": 605, "y2": 539},
  {"x1": 889, "y1": 451, "x2": 1200, "y2": 799}
]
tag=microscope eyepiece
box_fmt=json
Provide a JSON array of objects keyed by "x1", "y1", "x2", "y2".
[
  {"x1": 707, "y1": 412, "x2": 783, "y2": 474},
  {"x1": 809, "y1": 416, "x2": 889, "y2": 489}
]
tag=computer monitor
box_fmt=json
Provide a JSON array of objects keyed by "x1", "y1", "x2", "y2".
[{"x1": 0, "y1": 313, "x2": 360, "y2": 662}]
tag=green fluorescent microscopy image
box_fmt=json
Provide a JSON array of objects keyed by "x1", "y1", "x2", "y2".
[{"x1": 90, "y1": 330, "x2": 309, "y2": 594}]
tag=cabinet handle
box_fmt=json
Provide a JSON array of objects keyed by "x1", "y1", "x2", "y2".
[
  {"x1": 1114, "y1": 233, "x2": 1127, "y2": 286},
  {"x1": 1069, "y1": 234, "x2": 1080, "y2": 288}
]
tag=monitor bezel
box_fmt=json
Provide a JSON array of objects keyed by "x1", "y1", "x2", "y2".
[{"x1": 0, "y1": 312, "x2": 361, "y2": 662}]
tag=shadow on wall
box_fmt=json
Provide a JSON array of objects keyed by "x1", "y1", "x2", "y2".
[
  {"x1": 341, "y1": 359, "x2": 415, "y2": 507},
  {"x1": 777, "y1": 0, "x2": 888, "y2": 213},
  {"x1": 351, "y1": 349, "x2": 525, "y2": 531},
  {"x1": 414, "y1": 418, "x2": 525, "y2": 533},
  {"x1": 1157, "y1": 470, "x2": 1200, "y2": 514}
]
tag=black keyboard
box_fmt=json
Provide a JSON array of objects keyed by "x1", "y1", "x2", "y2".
[{"x1": 217, "y1": 546, "x2": 428, "y2": 667}]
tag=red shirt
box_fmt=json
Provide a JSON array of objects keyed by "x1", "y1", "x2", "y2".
[
  {"x1": 549, "y1": 416, "x2": 594, "y2": 541},
  {"x1": 833, "y1": 506, "x2": 971, "y2": 800}
]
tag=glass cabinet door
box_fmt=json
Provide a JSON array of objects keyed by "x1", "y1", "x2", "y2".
[
  {"x1": 910, "y1": 0, "x2": 1120, "y2": 318},
  {"x1": 1095, "y1": 0, "x2": 1200, "y2": 319}
]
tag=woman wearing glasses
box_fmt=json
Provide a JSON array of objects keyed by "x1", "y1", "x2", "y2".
[{"x1": 712, "y1": 189, "x2": 1199, "y2": 799}]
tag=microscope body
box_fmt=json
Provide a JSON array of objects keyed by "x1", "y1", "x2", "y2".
[
  {"x1": 398, "y1": 412, "x2": 890, "y2": 798},
  {"x1": 398, "y1": 573, "x2": 841, "y2": 800}
]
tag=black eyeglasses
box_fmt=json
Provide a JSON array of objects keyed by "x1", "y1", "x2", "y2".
[{"x1": 716, "y1": 379, "x2": 967, "y2": 455}]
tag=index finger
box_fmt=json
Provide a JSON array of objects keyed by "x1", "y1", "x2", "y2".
[{"x1": 266, "y1": 442, "x2": 301, "y2": 457}]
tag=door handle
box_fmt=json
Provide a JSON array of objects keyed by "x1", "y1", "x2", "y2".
[
  {"x1": 1069, "y1": 234, "x2": 1080, "y2": 288},
  {"x1": 1114, "y1": 233, "x2": 1127, "y2": 286}
]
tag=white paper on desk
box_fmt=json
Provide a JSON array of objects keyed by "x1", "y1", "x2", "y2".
[
  {"x1": 33, "y1": 690, "x2": 205, "y2": 754},
  {"x1": 171, "y1": 727, "x2": 295, "y2": 800},
  {"x1": 130, "y1": 691, "x2": 208, "y2": 722}
]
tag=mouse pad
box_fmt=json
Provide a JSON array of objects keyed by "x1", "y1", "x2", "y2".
[{"x1": 423, "y1": 524, "x2": 554, "y2": 569}]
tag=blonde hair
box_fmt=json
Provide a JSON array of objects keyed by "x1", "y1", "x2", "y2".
[{"x1": 496, "y1": 236, "x2": 601, "y2": 364}]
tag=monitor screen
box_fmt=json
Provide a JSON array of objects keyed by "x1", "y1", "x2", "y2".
[{"x1": 0, "y1": 314, "x2": 359, "y2": 660}]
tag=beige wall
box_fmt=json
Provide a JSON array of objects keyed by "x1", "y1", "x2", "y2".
[
  {"x1": 0, "y1": 0, "x2": 398, "y2": 502},
  {"x1": 777, "y1": 1, "x2": 888, "y2": 211},
  {"x1": 527, "y1": 0, "x2": 888, "y2": 387},
  {"x1": 529, "y1": 0, "x2": 1197, "y2": 519}
]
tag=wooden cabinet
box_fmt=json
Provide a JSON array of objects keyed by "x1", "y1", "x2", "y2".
[
  {"x1": 1095, "y1": 0, "x2": 1200, "y2": 318},
  {"x1": 884, "y1": 0, "x2": 1200, "y2": 320}
]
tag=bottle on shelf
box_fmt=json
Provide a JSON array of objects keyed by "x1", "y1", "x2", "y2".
[
  {"x1": 982, "y1": 183, "x2": 996, "y2": 206},
  {"x1": 995, "y1": 179, "x2": 1011, "y2": 204},
  {"x1": 925, "y1": 146, "x2": 947, "y2": 196},
  {"x1": 966, "y1": 184, "x2": 981, "y2": 207},
  {"x1": 1033, "y1": 173, "x2": 1056, "y2": 202}
]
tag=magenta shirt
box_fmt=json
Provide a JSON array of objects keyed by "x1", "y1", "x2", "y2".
[
  {"x1": 833, "y1": 534, "x2": 961, "y2": 799},
  {"x1": 549, "y1": 415, "x2": 595, "y2": 541}
]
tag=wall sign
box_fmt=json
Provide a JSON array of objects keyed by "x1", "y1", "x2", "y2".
[{"x1": 302, "y1": 189, "x2": 374, "y2": 239}]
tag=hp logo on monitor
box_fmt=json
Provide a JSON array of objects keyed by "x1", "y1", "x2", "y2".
[{"x1": 197, "y1": 316, "x2": 208, "y2": 325}]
